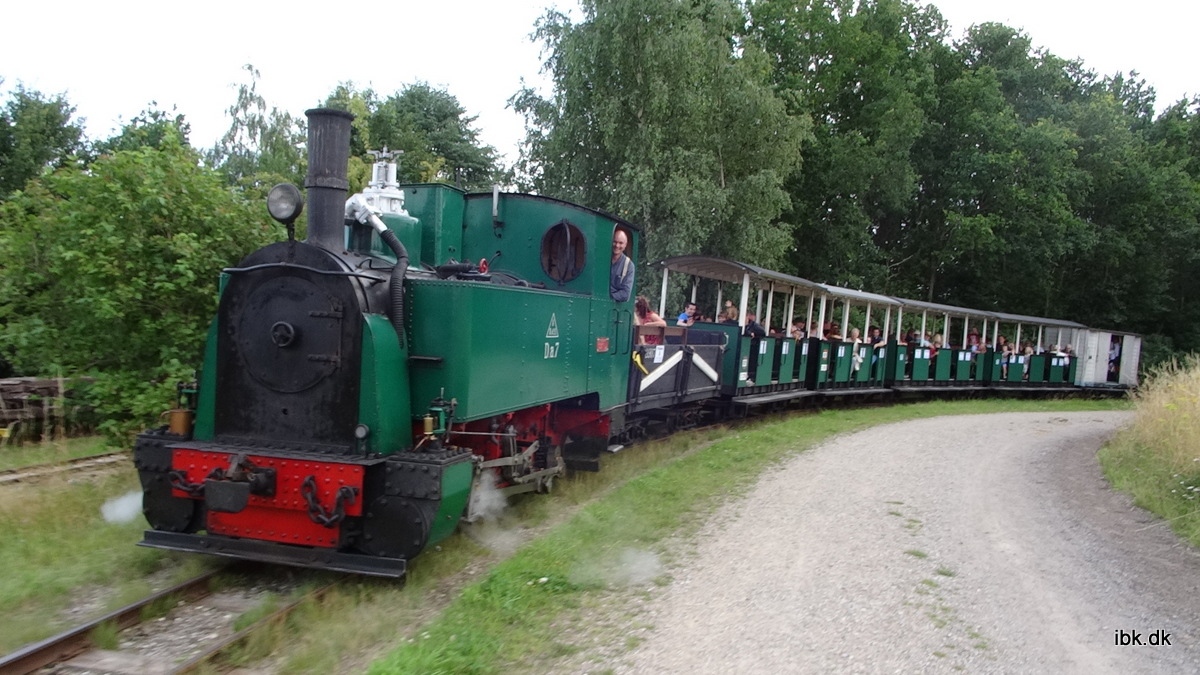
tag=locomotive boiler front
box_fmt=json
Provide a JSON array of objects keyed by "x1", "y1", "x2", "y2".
[{"x1": 134, "y1": 108, "x2": 472, "y2": 577}]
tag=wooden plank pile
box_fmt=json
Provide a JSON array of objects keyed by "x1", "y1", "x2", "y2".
[{"x1": 0, "y1": 377, "x2": 91, "y2": 427}]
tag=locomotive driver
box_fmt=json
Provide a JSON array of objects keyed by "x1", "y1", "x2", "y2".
[{"x1": 611, "y1": 229, "x2": 633, "y2": 302}]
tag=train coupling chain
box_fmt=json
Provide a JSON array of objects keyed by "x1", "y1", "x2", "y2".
[
  {"x1": 300, "y1": 475, "x2": 358, "y2": 528},
  {"x1": 169, "y1": 467, "x2": 222, "y2": 497}
]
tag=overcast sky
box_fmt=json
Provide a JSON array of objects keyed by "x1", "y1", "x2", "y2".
[{"x1": 2, "y1": 0, "x2": 1194, "y2": 165}]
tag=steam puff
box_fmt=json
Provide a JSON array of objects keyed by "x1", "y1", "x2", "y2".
[
  {"x1": 101, "y1": 490, "x2": 143, "y2": 524},
  {"x1": 469, "y1": 469, "x2": 508, "y2": 520},
  {"x1": 570, "y1": 548, "x2": 664, "y2": 588}
]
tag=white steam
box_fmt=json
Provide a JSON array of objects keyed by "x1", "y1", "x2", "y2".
[
  {"x1": 464, "y1": 469, "x2": 522, "y2": 553},
  {"x1": 101, "y1": 490, "x2": 144, "y2": 524},
  {"x1": 571, "y1": 548, "x2": 665, "y2": 588},
  {"x1": 468, "y1": 469, "x2": 507, "y2": 521}
]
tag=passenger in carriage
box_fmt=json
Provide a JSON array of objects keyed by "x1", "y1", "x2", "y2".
[
  {"x1": 868, "y1": 326, "x2": 886, "y2": 366},
  {"x1": 790, "y1": 321, "x2": 806, "y2": 340},
  {"x1": 634, "y1": 295, "x2": 666, "y2": 345},
  {"x1": 743, "y1": 313, "x2": 767, "y2": 339},
  {"x1": 847, "y1": 327, "x2": 864, "y2": 372},
  {"x1": 930, "y1": 334, "x2": 943, "y2": 358},
  {"x1": 966, "y1": 328, "x2": 981, "y2": 352},
  {"x1": 720, "y1": 305, "x2": 739, "y2": 326},
  {"x1": 676, "y1": 302, "x2": 697, "y2": 326},
  {"x1": 997, "y1": 335, "x2": 1012, "y2": 378},
  {"x1": 828, "y1": 322, "x2": 844, "y2": 340}
]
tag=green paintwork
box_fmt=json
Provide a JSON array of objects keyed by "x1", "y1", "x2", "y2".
[
  {"x1": 883, "y1": 343, "x2": 906, "y2": 384},
  {"x1": 459, "y1": 194, "x2": 637, "y2": 302},
  {"x1": 1027, "y1": 355, "x2": 1047, "y2": 383},
  {"x1": 735, "y1": 337, "x2": 754, "y2": 389},
  {"x1": 1067, "y1": 355, "x2": 1079, "y2": 384},
  {"x1": 1047, "y1": 356, "x2": 1066, "y2": 383},
  {"x1": 192, "y1": 318, "x2": 219, "y2": 441},
  {"x1": 705, "y1": 325, "x2": 742, "y2": 392},
  {"x1": 952, "y1": 350, "x2": 972, "y2": 381},
  {"x1": 793, "y1": 339, "x2": 810, "y2": 385},
  {"x1": 1007, "y1": 356, "x2": 1026, "y2": 382},
  {"x1": 349, "y1": 211, "x2": 423, "y2": 268},
  {"x1": 910, "y1": 346, "x2": 931, "y2": 381},
  {"x1": 853, "y1": 344, "x2": 871, "y2": 383},
  {"x1": 402, "y1": 184, "x2": 466, "y2": 266},
  {"x1": 811, "y1": 340, "x2": 832, "y2": 389},
  {"x1": 776, "y1": 339, "x2": 796, "y2": 384},
  {"x1": 931, "y1": 351, "x2": 952, "y2": 381},
  {"x1": 831, "y1": 342, "x2": 853, "y2": 383},
  {"x1": 754, "y1": 338, "x2": 774, "y2": 386},
  {"x1": 407, "y1": 280, "x2": 628, "y2": 422},
  {"x1": 358, "y1": 314, "x2": 412, "y2": 455},
  {"x1": 426, "y1": 457, "x2": 473, "y2": 547}
]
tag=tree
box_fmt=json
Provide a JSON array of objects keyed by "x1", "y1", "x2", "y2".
[
  {"x1": 91, "y1": 103, "x2": 192, "y2": 157},
  {"x1": 0, "y1": 83, "x2": 85, "y2": 197},
  {"x1": 325, "y1": 82, "x2": 500, "y2": 191},
  {"x1": 0, "y1": 133, "x2": 282, "y2": 440},
  {"x1": 747, "y1": 0, "x2": 947, "y2": 290},
  {"x1": 514, "y1": 0, "x2": 808, "y2": 276},
  {"x1": 207, "y1": 65, "x2": 306, "y2": 193}
]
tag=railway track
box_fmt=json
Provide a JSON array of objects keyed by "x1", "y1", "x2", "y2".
[
  {"x1": 0, "y1": 567, "x2": 336, "y2": 675},
  {"x1": 0, "y1": 452, "x2": 129, "y2": 486}
]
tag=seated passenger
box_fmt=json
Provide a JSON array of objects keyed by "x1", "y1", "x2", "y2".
[
  {"x1": 743, "y1": 312, "x2": 767, "y2": 338},
  {"x1": 790, "y1": 321, "x2": 806, "y2": 340},
  {"x1": 676, "y1": 302, "x2": 697, "y2": 327},
  {"x1": 997, "y1": 335, "x2": 1012, "y2": 378},
  {"x1": 828, "y1": 322, "x2": 844, "y2": 341},
  {"x1": 847, "y1": 327, "x2": 864, "y2": 371},
  {"x1": 720, "y1": 306, "x2": 739, "y2": 326},
  {"x1": 634, "y1": 295, "x2": 666, "y2": 345}
]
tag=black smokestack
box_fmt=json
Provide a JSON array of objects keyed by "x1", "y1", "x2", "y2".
[{"x1": 304, "y1": 108, "x2": 354, "y2": 252}]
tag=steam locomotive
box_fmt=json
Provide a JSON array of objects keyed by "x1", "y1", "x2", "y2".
[{"x1": 134, "y1": 108, "x2": 1136, "y2": 578}]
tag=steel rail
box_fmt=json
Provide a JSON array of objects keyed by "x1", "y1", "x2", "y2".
[
  {"x1": 172, "y1": 583, "x2": 338, "y2": 673},
  {"x1": 0, "y1": 570, "x2": 218, "y2": 675},
  {"x1": 0, "y1": 451, "x2": 130, "y2": 486}
]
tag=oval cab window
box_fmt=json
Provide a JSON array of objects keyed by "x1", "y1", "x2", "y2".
[{"x1": 540, "y1": 220, "x2": 587, "y2": 283}]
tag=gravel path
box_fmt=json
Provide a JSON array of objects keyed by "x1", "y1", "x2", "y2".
[{"x1": 612, "y1": 411, "x2": 1200, "y2": 673}]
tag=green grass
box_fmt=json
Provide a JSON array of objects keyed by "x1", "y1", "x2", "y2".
[
  {"x1": 1098, "y1": 358, "x2": 1200, "y2": 546},
  {"x1": 364, "y1": 399, "x2": 1122, "y2": 674},
  {"x1": 904, "y1": 549, "x2": 928, "y2": 559},
  {"x1": 90, "y1": 620, "x2": 120, "y2": 650},
  {"x1": 0, "y1": 435, "x2": 112, "y2": 471},
  {"x1": 0, "y1": 470, "x2": 214, "y2": 652}
]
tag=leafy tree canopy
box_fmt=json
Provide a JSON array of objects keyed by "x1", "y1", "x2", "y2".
[
  {"x1": 0, "y1": 82, "x2": 86, "y2": 198},
  {"x1": 325, "y1": 81, "x2": 500, "y2": 191},
  {"x1": 0, "y1": 133, "x2": 281, "y2": 440}
]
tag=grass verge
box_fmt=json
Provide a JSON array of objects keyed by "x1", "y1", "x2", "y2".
[
  {"x1": 1099, "y1": 356, "x2": 1200, "y2": 546},
  {"x1": 0, "y1": 435, "x2": 112, "y2": 471},
  {"x1": 0, "y1": 470, "x2": 213, "y2": 652},
  {"x1": 365, "y1": 398, "x2": 1125, "y2": 674}
]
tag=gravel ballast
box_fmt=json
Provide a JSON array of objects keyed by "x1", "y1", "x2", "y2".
[{"x1": 608, "y1": 411, "x2": 1198, "y2": 673}]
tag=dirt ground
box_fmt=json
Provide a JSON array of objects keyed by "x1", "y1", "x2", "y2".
[{"x1": 579, "y1": 411, "x2": 1199, "y2": 673}]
